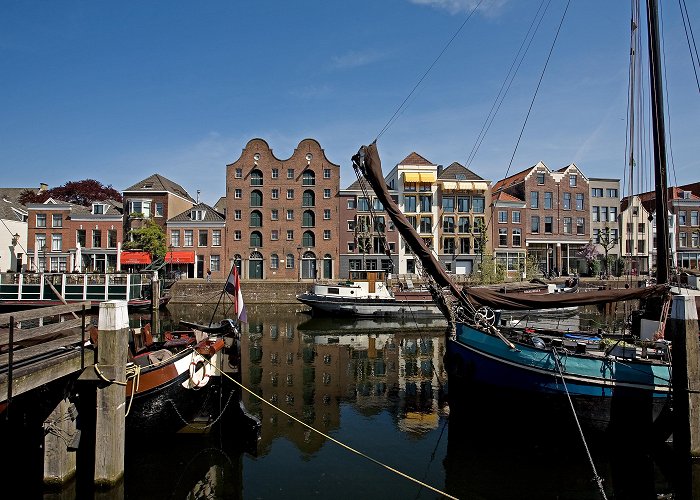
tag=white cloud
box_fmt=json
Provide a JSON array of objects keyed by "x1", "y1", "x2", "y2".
[
  {"x1": 409, "y1": 0, "x2": 508, "y2": 16},
  {"x1": 330, "y1": 49, "x2": 386, "y2": 70}
]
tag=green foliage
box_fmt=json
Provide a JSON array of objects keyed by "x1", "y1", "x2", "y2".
[
  {"x1": 472, "y1": 254, "x2": 506, "y2": 285},
  {"x1": 123, "y1": 219, "x2": 166, "y2": 260},
  {"x1": 522, "y1": 254, "x2": 540, "y2": 280}
]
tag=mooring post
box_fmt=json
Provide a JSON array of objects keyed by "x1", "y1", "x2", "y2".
[
  {"x1": 151, "y1": 271, "x2": 160, "y2": 311},
  {"x1": 44, "y1": 397, "x2": 78, "y2": 486},
  {"x1": 94, "y1": 300, "x2": 128, "y2": 487},
  {"x1": 669, "y1": 294, "x2": 700, "y2": 457}
]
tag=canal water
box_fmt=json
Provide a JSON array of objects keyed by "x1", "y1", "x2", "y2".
[{"x1": 2, "y1": 302, "x2": 677, "y2": 498}]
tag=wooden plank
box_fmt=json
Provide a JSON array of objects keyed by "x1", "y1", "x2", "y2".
[
  {"x1": 0, "y1": 317, "x2": 89, "y2": 346},
  {"x1": 0, "y1": 302, "x2": 91, "y2": 325},
  {"x1": 0, "y1": 350, "x2": 90, "y2": 400},
  {"x1": 0, "y1": 333, "x2": 84, "y2": 366}
]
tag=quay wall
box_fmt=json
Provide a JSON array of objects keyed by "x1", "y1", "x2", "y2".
[{"x1": 167, "y1": 279, "x2": 313, "y2": 304}]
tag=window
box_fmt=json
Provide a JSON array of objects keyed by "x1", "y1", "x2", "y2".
[
  {"x1": 76, "y1": 230, "x2": 86, "y2": 247},
  {"x1": 286, "y1": 209, "x2": 294, "y2": 221},
  {"x1": 637, "y1": 240, "x2": 645, "y2": 253},
  {"x1": 592, "y1": 188, "x2": 603, "y2": 197},
  {"x1": 250, "y1": 190, "x2": 262, "y2": 206},
  {"x1": 271, "y1": 230, "x2": 279, "y2": 240},
  {"x1": 184, "y1": 230, "x2": 193, "y2": 247},
  {"x1": 472, "y1": 197, "x2": 485, "y2": 213},
  {"x1": 324, "y1": 189, "x2": 331, "y2": 199},
  {"x1": 302, "y1": 190, "x2": 315, "y2": 207},
  {"x1": 458, "y1": 216, "x2": 470, "y2": 233},
  {"x1": 593, "y1": 228, "x2": 600, "y2": 243},
  {"x1": 323, "y1": 209, "x2": 331, "y2": 220},
  {"x1": 270, "y1": 254, "x2": 279, "y2": 269},
  {"x1": 499, "y1": 228, "x2": 507, "y2": 246},
  {"x1": 609, "y1": 207, "x2": 617, "y2": 222},
  {"x1": 212, "y1": 230, "x2": 221, "y2": 246},
  {"x1": 271, "y1": 189, "x2": 279, "y2": 200},
  {"x1": 680, "y1": 232, "x2": 687, "y2": 247},
  {"x1": 374, "y1": 216, "x2": 386, "y2": 232},
  {"x1": 536, "y1": 172, "x2": 545, "y2": 185},
  {"x1": 302, "y1": 231, "x2": 315, "y2": 247},
  {"x1": 474, "y1": 217, "x2": 485, "y2": 233},
  {"x1": 626, "y1": 239, "x2": 633, "y2": 254},
  {"x1": 419, "y1": 195, "x2": 432, "y2": 213},
  {"x1": 52, "y1": 233, "x2": 62, "y2": 251},
  {"x1": 544, "y1": 216, "x2": 553, "y2": 233},
  {"x1": 442, "y1": 196, "x2": 455, "y2": 212},
  {"x1": 512, "y1": 211, "x2": 521, "y2": 223},
  {"x1": 108, "y1": 230, "x2": 117, "y2": 248},
  {"x1": 512, "y1": 228, "x2": 521, "y2": 247},
  {"x1": 234, "y1": 189, "x2": 242, "y2": 199},
  {"x1": 592, "y1": 206, "x2": 599, "y2": 222},
  {"x1": 92, "y1": 204, "x2": 104, "y2": 215},
  {"x1": 347, "y1": 220, "x2": 356, "y2": 231},
  {"x1": 324, "y1": 168, "x2": 331, "y2": 179},
  {"x1": 250, "y1": 210, "x2": 262, "y2": 227},
  {"x1": 302, "y1": 210, "x2": 315, "y2": 227},
  {"x1": 443, "y1": 216, "x2": 455, "y2": 233},
  {"x1": 235, "y1": 168, "x2": 242, "y2": 179},
  {"x1": 287, "y1": 230, "x2": 294, "y2": 240},
  {"x1": 419, "y1": 216, "x2": 432, "y2": 233},
  {"x1": 324, "y1": 230, "x2": 331, "y2": 240},
  {"x1": 171, "y1": 230, "x2": 180, "y2": 247},
  {"x1": 234, "y1": 209, "x2": 242, "y2": 220},
  {"x1": 372, "y1": 198, "x2": 384, "y2": 211},
  {"x1": 498, "y1": 211, "x2": 507, "y2": 223},
  {"x1": 692, "y1": 232, "x2": 699, "y2": 248},
  {"x1": 36, "y1": 213, "x2": 46, "y2": 228},
  {"x1": 271, "y1": 209, "x2": 279, "y2": 221},
  {"x1": 286, "y1": 254, "x2": 294, "y2": 268},
  {"x1": 287, "y1": 168, "x2": 294, "y2": 179},
  {"x1": 531, "y1": 216, "x2": 540, "y2": 233},
  {"x1": 692, "y1": 211, "x2": 699, "y2": 226},
  {"x1": 250, "y1": 231, "x2": 262, "y2": 247},
  {"x1": 563, "y1": 192, "x2": 571, "y2": 210},
  {"x1": 457, "y1": 196, "x2": 470, "y2": 212},
  {"x1": 286, "y1": 189, "x2": 294, "y2": 200},
  {"x1": 347, "y1": 199, "x2": 356, "y2": 209},
  {"x1": 569, "y1": 174, "x2": 577, "y2": 187},
  {"x1": 209, "y1": 255, "x2": 220, "y2": 272},
  {"x1": 679, "y1": 211, "x2": 687, "y2": 225},
  {"x1": 600, "y1": 206, "x2": 608, "y2": 222},
  {"x1": 348, "y1": 241, "x2": 355, "y2": 252},
  {"x1": 198, "y1": 230, "x2": 208, "y2": 246},
  {"x1": 638, "y1": 222, "x2": 645, "y2": 234},
  {"x1": 460, "y1": 238, "x2": 471, "y2": 254},
  {"x1": 234, "y1": 230, "x2": 241, "y2": 241},
  {"x1": 357, "y1": 197, "x2": 370, "y2": 211},
  {"x1": 563, "y1": 217, "x2": 572, "y2": 234},
  {"x1": 302, "y1": 171, "x2": 315, "y2": 186},
  {"x1": 544, "y1": 192, "x2": 553, "y2": 209},
  {"x1": 191, "y1": 209, "x2": 205, "y2": 221},
  {"x1": 92, "y1": 230, "x2": 101, "y2": 248},
  {"x1": 576, "y1": 218, "x2": 585, "y2": 235},
  {"x1": 576, "y1": 193, "x2": 584, "y2": 210},
  {"x1": 443, "y1": 237, "x2": 455, "y2": 254},
  {"x1": 52, "y1": 214, "x2": 63, "y2": 228},
  {"x1": 272, "y1": 168, "x2": 279, "y2": 179},
  {"x1": 404, "y1": 181, "x2": 416, "y2": 192},
  {"x1": 404, "y1": 196, "x2": 417, "y2": 212},
  {"x1": 607, "y1": 188, "x2": 618, "y2": 198},
  {"x1": 154, "y1": 203, "x2": 164, "y2": 217},
  {"x1": 36, "y1": 233, "x2": 46, "y2": 251},
  {"x1": 530, "y1": 191, "x2": 539, "y2": 209}
]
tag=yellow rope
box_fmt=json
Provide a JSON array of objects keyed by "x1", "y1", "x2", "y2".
[{"x1": 205, "y1": 358, "x2": 458, "y2": 500}]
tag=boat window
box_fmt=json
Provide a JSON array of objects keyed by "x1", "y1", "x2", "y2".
[{"x1": 328, "y1": 288, "x2": 340, "y2": 294}]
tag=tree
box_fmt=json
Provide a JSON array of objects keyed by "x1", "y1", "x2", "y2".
[
  {"x1": 19, "y1": 179, "x2": 122, "y2": 206},
  {"x1": 471, "y1": 254, "x2": 505, "y2": 285},
  {"x1": 123, "y1": 219, "x2": 166, "y2": 260},
  {"x1": 578, "y1": 241, "x2": 600, "y2": 276},
  {"x1": 598, "y1": 224, "x2": 617, "y2": 277},
  {"x1": 473, "y1": 219, "x2": 488, "y2": 264}
]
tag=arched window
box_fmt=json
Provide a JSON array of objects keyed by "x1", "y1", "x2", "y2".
[
  {"x1": 302, "y1": 231, "x2": 315, "y2": 247},
  {"x1": 250, "y1": 231, "x2": 262, "y2": 247},
  {"x1": 302, "y1": 210, "x2": 315, "y2": 227},
  {"x1": 250, "y1": 190, "x2": 263, "y2": 207},
  {"x1": 250, "y1": 210, "x2": 262, "y2": 227},
  {"x1": 250, "y1": 169, "x2": 263, "y2": 186},
  {"x1": 270, "y1": 253, "x2": 279, "y2": 269},
  {"x1": 302, "y1": 190, "x2": 315, "y2": 207},
  {"x1": 302, "y1": 170, "x2": 315, "y2": 186}
]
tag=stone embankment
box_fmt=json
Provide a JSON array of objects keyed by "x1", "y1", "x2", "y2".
[{"x1": 167, "y1": 279, "x2": 312, "y2": 305}]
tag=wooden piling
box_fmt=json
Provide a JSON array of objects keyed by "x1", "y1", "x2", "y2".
[
  {"x1": 669, "y1": 294, "x2": 700, "y2": 457},
  {"x1": 151, "y1": 272, "x2": 160, "y2": 311},
  {"x1": 44, "y1": 397, "x2": 78, "y2": 486},
  {"x1": 94, "y1": 300, "x2": 129, "y2": 487}
]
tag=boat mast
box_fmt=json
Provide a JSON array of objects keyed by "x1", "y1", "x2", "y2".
[{"x1": 646, "y1": 0, "x2": 670, "y2": 284}]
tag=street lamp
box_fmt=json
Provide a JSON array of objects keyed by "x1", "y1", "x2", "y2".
[{"x1": 296, "y1": 245, "x2": 302, "y2": 281}]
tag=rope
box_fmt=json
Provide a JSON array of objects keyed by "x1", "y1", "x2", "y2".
[
  {"x1": 551, "y1": 348, "x2": 608, "y2": 500},
  {"x1": 202, "y1": 357, "x2": 458, "y2": 500}
]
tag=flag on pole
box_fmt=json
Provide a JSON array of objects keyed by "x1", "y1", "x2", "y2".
[{"x1": 225, "y1": 265, "x2": 247, "y2": 323}]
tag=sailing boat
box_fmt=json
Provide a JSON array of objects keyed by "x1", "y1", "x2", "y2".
[{"x1": 351, "y1": 2, "x2": 677, "y2": 433}]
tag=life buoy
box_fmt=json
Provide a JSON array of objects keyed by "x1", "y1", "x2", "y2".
[{"x1": 188, "y1": 355, "x2": 211, "y2": 388}]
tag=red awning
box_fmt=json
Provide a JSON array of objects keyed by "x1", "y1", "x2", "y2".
[
  {"x1": 120, "y1": 251, "x2": 152, "y2": 265},
  {"x1": 165, "y1": 251, "x2": 195, "y2": 264}
]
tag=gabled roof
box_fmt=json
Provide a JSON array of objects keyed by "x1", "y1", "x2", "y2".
[
  {"x1": 438, "y1": 162, "x2": 484, "y2": 181},
  {"x1": 124, "y1": 174, "x2": 195, "y2": 202},
  {"x1": 398, "y1": 152, "x2": 435, "y2": 167},
  {"x1": 494, "y1": 191, "x2": 524, "y2": 203},
  {"x1": 168, "y1": 203, "x2": 225, "y2": 223},
  {"x1": 492, "y1": 164, "x2": 539, "y2": 193},
  {"x1": 0, "y1": 187, "x2": 35, "y2": 205}
]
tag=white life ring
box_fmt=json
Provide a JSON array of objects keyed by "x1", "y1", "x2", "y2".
[{"x1": 188, "y1": 355, "x2": 212, "y2": 389}]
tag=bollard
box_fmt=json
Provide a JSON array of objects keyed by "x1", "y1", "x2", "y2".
[{"x1": 94, "y1": 300, "x2": 129, "y2": 487}]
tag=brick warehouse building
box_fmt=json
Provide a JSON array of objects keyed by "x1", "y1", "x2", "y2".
[{"x1": 225, "y1": 138, "x2": 340, "y2": 280}]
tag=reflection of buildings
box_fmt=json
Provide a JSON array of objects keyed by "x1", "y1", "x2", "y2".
[{"x1": 240, "y1": 309, "x2": 447, "y2": 456}]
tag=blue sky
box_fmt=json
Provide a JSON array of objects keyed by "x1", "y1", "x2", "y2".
[{"x1": 2, "y1": 0, "x2": 698, "y2": 205}]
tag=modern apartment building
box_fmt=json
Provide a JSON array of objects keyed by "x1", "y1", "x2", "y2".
[
  {"x1": 619, "y1": 195, "x2": 653, "y2": 274},
  {"x1": 225, "y1": 138, "x2": 340, "y2": 280},
  {"x1": 589, "y1": 178, "x2": 621, "y2": 269}
]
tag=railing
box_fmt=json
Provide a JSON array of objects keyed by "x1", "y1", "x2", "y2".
[{"x1": 0, "y1": 273, "x2": 154, "y2": 303}]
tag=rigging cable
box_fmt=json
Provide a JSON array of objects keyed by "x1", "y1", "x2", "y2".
[
  {"x1": 659, "y1": 0, "x2": 679, "y2": 188},
  {"x1": 678, "y1": 0, "x2": 700, "y2": 93},
  {"x1": 374, "y1": 0, "x2": 485, "y2": 142}
]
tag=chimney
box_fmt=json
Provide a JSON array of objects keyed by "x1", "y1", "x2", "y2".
[
  {"x1": 39, "y1": 183, "x2": 48, "y2": 191},
  {"x1": 437, "y1": 165, "x2": 444, "y2": 176}
]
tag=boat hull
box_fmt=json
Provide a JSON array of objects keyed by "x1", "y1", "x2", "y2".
[
  {"x1": 445, "y1": 323, "x2": 672, "y2": 433},
  {"x1": 297, "y1": 292, "x2": 443, "y2": 317}
]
